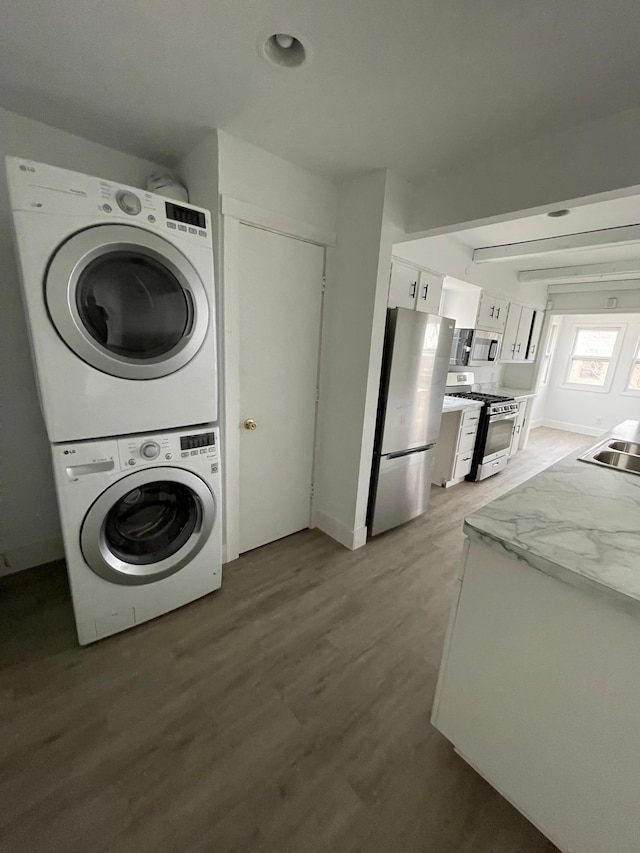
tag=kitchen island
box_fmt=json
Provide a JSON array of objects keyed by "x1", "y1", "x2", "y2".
[{"x1": 432, "y1": 420, "x2": 640, "y2": 853}]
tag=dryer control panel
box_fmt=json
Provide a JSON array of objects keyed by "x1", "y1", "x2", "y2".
[{"x1": 5, "y1": 156, "x2": 212, "y2": 247}]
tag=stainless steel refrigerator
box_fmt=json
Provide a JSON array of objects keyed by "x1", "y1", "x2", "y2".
[{"x1": 367, "y1": 308, "x2": 455, "y2": 536}]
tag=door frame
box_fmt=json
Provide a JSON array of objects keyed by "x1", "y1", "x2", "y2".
[{"x1": 219, "y1": 195, "x2": 336, "y2": 562}]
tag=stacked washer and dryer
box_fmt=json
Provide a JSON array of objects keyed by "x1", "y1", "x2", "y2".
[{"x1": 7, "y1": 157, "x2": 222, "y2": 645}]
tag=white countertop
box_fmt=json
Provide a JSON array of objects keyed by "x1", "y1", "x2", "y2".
[
  {"x1": 442, "y1": 396, "x2": 484, "y2": 414},
  {"x1": 464, "y1": 420, "x2": 640, "y2": 613}
]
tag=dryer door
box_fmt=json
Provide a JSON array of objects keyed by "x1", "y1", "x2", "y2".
[
  {"x1": 46, "y1": 224, "x2": 210, "y2": 379},
  {"x1": 80, "y1": 468, "x2": 215, "y2": 585}
]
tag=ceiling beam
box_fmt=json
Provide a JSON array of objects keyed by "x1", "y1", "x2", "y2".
[
  {"x1": 473, "y1": 223, "x2": 640, "y2": 264},
  {"x1": 518, "y1": 259, "x2": 640, "y2": 284}
]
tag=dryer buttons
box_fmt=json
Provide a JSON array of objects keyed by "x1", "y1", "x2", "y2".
[{"x1": 115, "y1": 189, "x2": 142, "y2": 215}]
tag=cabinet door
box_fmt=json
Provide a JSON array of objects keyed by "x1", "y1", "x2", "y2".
[
  {"x1": 388, "y1": 262, "x2": 418, "y2": 310},
  {"x1": 416, "y1": 269, "x2": 444, "y2": 315},
  {"x1": 492, "y1": 296, "x2": 508, "y2": 331},
  {"x1": 526, "y1": 311, "x2": 544, "y2": 361},
  {"x1": 514, "y1": 306, "x2": 534, "y2": 361},
  {"x1": 500, "y1": 303, "x2": 521, "y2": 361},
  {"x1": 477, "y1": 292, "x2": 508, "y2": 331},
  {"x1": 509, "y1": 400, "x2": 527, "y2": 457}
]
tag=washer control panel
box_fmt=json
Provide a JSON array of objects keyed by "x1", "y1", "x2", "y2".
[
  {"x1": 118, "y1": 428, "x2": 218, "y2": 470},
  {"x1": 54, "y1": 427, "x2": 220, "y2": 483}
]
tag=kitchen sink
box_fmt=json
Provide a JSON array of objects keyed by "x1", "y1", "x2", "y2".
[
  {"x1": 579, "y1": 438, "x2": 640, "y2": 476},
  {"x1": 608, "y1": 440, "x2": 640, "y2": 455}
]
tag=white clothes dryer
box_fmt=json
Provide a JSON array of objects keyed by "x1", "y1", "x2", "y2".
[
  {"x1": 6, "y1": 157, "x2": 217, "y2": 442},
  {"x1": 51, "y1": 424, "x2": 222, "y2": 645}
]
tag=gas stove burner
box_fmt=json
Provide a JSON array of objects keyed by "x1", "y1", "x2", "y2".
[{"x1": 448, "y1": 392, "x2": 514, "y2": 404}]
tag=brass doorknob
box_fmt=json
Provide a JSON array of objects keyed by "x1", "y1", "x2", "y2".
[{"x1": 243, "y1": 418, "x2": 258, "y2": 431}]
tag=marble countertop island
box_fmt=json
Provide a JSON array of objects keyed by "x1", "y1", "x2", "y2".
[{"x1": 464, "y1": 420, "x2": 640, "y2": 612}]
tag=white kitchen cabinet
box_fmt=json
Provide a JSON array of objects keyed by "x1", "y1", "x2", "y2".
[
  {"x1": 432, "y1": 406, "x2": 482, "y2": 487},
  {"x1": 526, "y1": 310, "x2": 544, "y2": 362},
  {"x1": 388, "y1": 258, "x2": 443, "y2": 315},
  {"x1": 416, "y1": 269, "x2": 443, "y2": 315},
  {"x1": 501, "y1": 303, "x2": 534, "y2": 362},
  {"x1": 433, "y1": 537, "x2": 640, "y2": 853},
  {"x1": 388, "y1": 260, "x2": 419, "y2": 310},
  {"x1": 509, "y1": 400, "x2": 527, "y2": 457},
  {"x1": 476, "y1": 292, "x2": 508, "y2": 332}
]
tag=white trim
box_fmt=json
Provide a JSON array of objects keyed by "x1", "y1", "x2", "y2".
[
  {"x1": 2, "y1": 537, "x2": 64, "y2": 574},
  {"x1": 539, "y1": 419, "x2": 603, "y2": 437},
  {"x1": 474, "y1": 223, "x2": 640, "y2": 264},
  {"x1": 220, "y1": 194, "x2": 336, "y2": 247},
  {"x1": 312, "y1": 509, "x2": 367, "y2": 551},
  {"x1": 548, "y1": 280, "x2": 640, "y2": 294},
  {"x1": 221, "y1": 214, "x2": 241, "y2": 562},
  {"x1": 519, "y1": 260, "x2": 640, "y2": 284}
]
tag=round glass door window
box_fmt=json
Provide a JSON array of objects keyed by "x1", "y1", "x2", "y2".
[
  {"x1": 104, "y1": 481, "x2": 199, "y2": 564},
  {"x1": 76, "y1": 253, "x2": 189, "y2": 359},
  {"x1": 46, "y1": 225, "x2": 210, "y2": 380}
]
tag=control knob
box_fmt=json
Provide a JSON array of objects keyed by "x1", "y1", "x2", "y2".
[
  {"x1": 115, "y1": 189, "x2": 142, "y2": 215},
  {"x1": 139, "y1": 441, "x2": 160, "y2": 460}
]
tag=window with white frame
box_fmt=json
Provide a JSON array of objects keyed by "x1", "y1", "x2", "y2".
[
  {"x1": 564, "y1": 326, "x2": 622, "y2": 389},
  {"x1": 627, "y1": 337, "x2": 640, "y2": 392},
  {"x1": 540, "y1": 323, "x2": 559, "y2": 385}
]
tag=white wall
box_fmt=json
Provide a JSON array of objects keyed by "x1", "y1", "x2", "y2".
[
  {"x1": 313, "y1": 170, "x2": 410, "y2": 549},
  {"x1": 0, "y1": 107, "x2": 162, "y2": 575},
  {"x1": 539, "y1": 313, "x2": 640, "y2": 435},
  {"x1": 408, "y1": 105, "x2": 640, "y2": 236}
]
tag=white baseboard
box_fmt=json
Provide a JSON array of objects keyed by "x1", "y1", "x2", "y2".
[
  {"x1": 312, "y1": 509, "x2": 367, "y2": 551},
  {"x1": 539, "y1": 419, "x2": 602, "y2": 437},
  {"x1": 1, "y1": 536, "x2": 65, "y2": 576}
]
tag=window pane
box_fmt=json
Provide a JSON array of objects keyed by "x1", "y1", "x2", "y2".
[
  {"x1": 573, "y1": 328, "x2": 618, "y2": 358},
  {"x1": 628, "y1": 361, "x2": 640, "y2": 391},
  {"x1": 567, "y1": 358, "x2": 609, "y2": 386}
]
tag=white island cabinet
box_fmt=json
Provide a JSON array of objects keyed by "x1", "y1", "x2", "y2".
[{"x1": 432, "y1": 420, "x2": 640, "y2": 853}]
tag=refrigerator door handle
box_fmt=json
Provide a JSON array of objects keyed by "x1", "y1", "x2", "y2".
[{"x1": 387, "y1": 443, "x2": 436, "y2": 460}]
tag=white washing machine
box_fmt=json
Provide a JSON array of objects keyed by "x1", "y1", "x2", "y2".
[
  {"x1": 6, "y1": 157, "x2": 218, "y2": 442},
  {"x1": 51, "y1": 424, "x2": 222, "y2": 645}
]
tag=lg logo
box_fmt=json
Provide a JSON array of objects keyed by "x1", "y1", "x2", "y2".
[
  {"x1": 63, "y1": 449, "x2": 77, "y2": 455},
  {"x1": 19, "y1": 164, "x2": 35, "y2": 172}
]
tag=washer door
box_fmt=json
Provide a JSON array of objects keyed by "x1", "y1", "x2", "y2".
[
  {"x1": 81, "y1": 468, "x2": 215, "y2": 585},
  {"x1": 46, "y1": 225, "x2": 210, "y2": 379}
]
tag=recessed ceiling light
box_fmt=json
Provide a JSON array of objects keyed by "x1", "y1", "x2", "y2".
[
  {"x1": 260, "y1": 32, "x2": 309, "y2": 68},
  {"x1": 547, "y1": 209, "x2": 571, "y2": 218}
]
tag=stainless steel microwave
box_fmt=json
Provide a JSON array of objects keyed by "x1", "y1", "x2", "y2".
[{"x1": 450, "y1": 328, "x2": 502, "y2": 367}]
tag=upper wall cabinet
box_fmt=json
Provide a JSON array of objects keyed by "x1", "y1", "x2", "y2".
[
  {"x1": 500, "y1": 304, "x2": 544, "y2": 362},
  {"x1": 501, "y1": 303, "x2": 534, "y2": 361},
  {"x1": 476, "y1": 292, "x2": 508, "y2": 332},
  {"x1": 526, "y1": 310, "x2": 544, "y2": 362},
  {"x1": 388, "y1": 259, "x2": 443, "y2": 315}
]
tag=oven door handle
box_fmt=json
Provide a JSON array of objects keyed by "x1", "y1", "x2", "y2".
[{"x1": 489, "y1": 412, "x2": 517, "y2": 421}]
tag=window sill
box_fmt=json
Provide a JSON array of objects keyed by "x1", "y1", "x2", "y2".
[{"x1": 560, "y1": 383, "x2": 613, "y2": 394}]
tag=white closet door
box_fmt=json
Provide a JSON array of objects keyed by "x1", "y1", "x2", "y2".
[{"x1": 238, "y1": 225, "x2": 324, "y2": 553}]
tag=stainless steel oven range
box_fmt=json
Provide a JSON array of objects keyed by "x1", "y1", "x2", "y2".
[{"x1": 447, "y1": 391, "x2": 519, "y2": 481}]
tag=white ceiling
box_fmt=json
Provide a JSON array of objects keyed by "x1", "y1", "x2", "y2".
[
  {"x1": 406, "y1": 190, "x2": 640, "y2": 277},
  {"x1": 2, "y1": 0, "x2": 640, "y2": 180}
]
